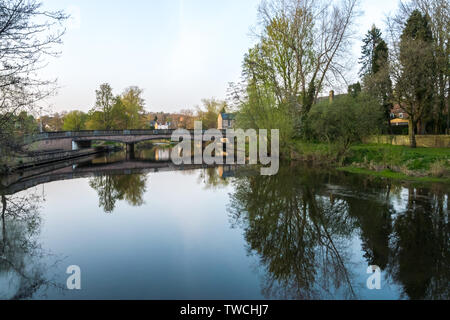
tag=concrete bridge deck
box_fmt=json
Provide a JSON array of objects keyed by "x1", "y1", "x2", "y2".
[{"x1": 24, "y1": 129, "x2": 227, "y2": 152}]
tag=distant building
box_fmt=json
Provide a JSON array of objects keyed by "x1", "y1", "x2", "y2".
[
  {"x1": 390, "y1": 104, "x2": 409, "y2": 127},
  {"x1": 155, "y1": 122, "x2": 170, "y2": 130},
  {"x1": 218, "y1": 113, "x2": 236, "y2": 129}
]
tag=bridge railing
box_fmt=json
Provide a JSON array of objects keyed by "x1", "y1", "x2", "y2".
[{"x1": 23, "y1": 129, "x2": 228, "y2": 144}]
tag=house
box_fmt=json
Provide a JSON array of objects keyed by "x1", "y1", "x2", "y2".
[
  {"x1": 390, "y1": 104, "x2": 409, "y2": 127},
  {"x1": 155, "y1": 122, "x2": 170, "y2": 130},
  {"x1": 218, "y1": 113, "x2": 236, "y2": 129}
]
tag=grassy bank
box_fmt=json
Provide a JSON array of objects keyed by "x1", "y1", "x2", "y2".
[
  {"x1": 337, "y1": 167, "x2": 450, "y2": 184},
  {"x1": 291, "y1": 141, "x2": 450, "y2": 183}
]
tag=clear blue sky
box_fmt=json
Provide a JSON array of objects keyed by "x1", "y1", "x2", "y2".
[{"x1": 39, "y1": 0, "x2": 400, "y2": 114}]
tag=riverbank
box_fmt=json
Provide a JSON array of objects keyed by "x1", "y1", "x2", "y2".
[
  {"x1": 291, "y1": 141, "x2": 450, "y2": 183},
  {"x1": 1, "y1": 146, "x2": 119, "y2": 174}
]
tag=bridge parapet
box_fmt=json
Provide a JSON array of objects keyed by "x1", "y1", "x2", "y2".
[
  {"x1": 23, "y1": 129, "x2": 228, "y2": 145},
  {"x1": 24, "y1": 129, "x2": 175, "y2": 143}
]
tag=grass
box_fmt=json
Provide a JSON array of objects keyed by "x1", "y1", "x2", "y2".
[
  {"x1": 338, "y1": 166, "x2": 450, "y2": 184},
  {"x1": 346, "y1": 144, "x2": 450, "y2": 172},
  {"x1": 291, "y1": 141, "x2": 450, "y2": 183},
  {"x1": 290, "y1": 140, "x2": 334, "y2": 163}
]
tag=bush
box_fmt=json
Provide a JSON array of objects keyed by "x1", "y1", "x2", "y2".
[
  {"x1": 235, "y1": 95, "x2": 296, "y2": 156},
  {"x1": 430, "y1": 160, "x2": 449, "y2": 178},
  {"x1": 305, "y1": 94, "x2": 384, "y2": 160}
]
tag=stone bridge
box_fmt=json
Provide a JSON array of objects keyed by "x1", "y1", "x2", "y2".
[{"x1": 24, "y1": 129, "x2": 226, "y2": 152}]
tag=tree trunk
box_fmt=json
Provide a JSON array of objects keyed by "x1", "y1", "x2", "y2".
[
  {"x1": 408, "y1": 119, "x2": 416, "y2": 148},
  {"x1": 417, "y1": 120, "x2": 425, "y2": 135},
  {"x1": 387, "y1": 115, "x2": 392, "y2": 135},
  {"x1": 447, "y1": 92, "x2": 450, "y2": 135},
  {"x1": 1, "y1": 195, "x2": 6, "y2": 253},
  {"x1": 1, "y1": 195, "x2": 5, "y2": 219}
]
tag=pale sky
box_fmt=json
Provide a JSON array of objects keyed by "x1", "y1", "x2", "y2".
[{"x1": 39, "y1": 0, "x2": 401, "y2": 114}]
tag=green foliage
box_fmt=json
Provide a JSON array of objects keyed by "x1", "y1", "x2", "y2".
[
  {"x1": 372, "y1": 39, "x2": 389, "y2": 74},
  {"x1": 359, "y1": 25, "x2": 393, "y2": 133},
  {"x1": 394, "y1": 9, "x2": 436, "y2": 146},
  {"x1": 1, "y1": 111, "x2": 38, "y2": 146},
  {"x1": 235, "y1": 80, "x2": 296, "y2": 155},
  {"x1": 86, "y1": 84, "x2": 146, "y2": 130},
  {"x1": 359, "y1": 25, "x2": 383, "y2": 77},
  {"x1": 89, "y1": 174, "x2": 147, "y2": 213},
  {"x1": 305, "y1": 94, "x2": 384, "y2": 158},
  {"x1": 347, "y1": 144, "x2": 450, "y2": 172},
  {"x1": 401, "y1": 10, "x2": 433, "y2": 42},
  {"x1": 85, "y1": 111, "x2": 103, "y2": 130},
  {"x1": 121, "y1": 86, "x2": 145, "y2": 129},
  {"x1": 196, "y1": 98, "x2": 227, "y2": 129},
  {"x1": 88, "y1": 83, "x2": 115, "y2": 130},
  {"x1": 63, "y1": 111, "x2": 88, "y2": 131},
  {"x1": 339, "y1": 167, "x2": 449, "y2": 184},
  {"x1": 16, "y1": 111, "x2": 39, "y2": 135},
  {"x1": 348, "y1": 82, "x2": 362, "y2": 97},
  {"x1": 291, "y1": 141, "x2": 449, "y2": 181}
]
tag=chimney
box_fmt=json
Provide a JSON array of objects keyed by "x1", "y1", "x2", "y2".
[{"x1": 329, "y1": 90, "x2": 335, "y2": 103}]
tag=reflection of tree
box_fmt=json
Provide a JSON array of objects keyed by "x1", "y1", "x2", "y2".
[
  {"x1": 229, "y1": 166, "x2": 449, "y2": 300},
  {"x1": 198, "y1": 167, "x2": 230, "y2": 190},
  {"x1": 229, "y1": 167, "x2": 357, "y2": 299},
  {"x1": 345, "y1": 185, "x2": 394, "y2": 270},
  {"x1": 389, "y1": 187, "x2": 449, "y2": 300},
  {"x1": 340, "y1": 182, "x2": 449, "y2": 300},
  {"x1": 89, "y1": 174, "x2": 147, "y2": 213},
  {"x1": 0, "y1": 192, "x2": 62, "y2": 299}
]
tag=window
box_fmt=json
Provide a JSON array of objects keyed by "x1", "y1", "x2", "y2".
[{"x1": 399, "y1": 113, "x2": 403, "y2": 119}]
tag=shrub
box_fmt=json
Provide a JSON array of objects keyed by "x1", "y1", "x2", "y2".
[
  {"x1": 305, "y1": 94, "x2": 384, "y2": 161},
  {"x1": 430, "y1": 160, "x2": 449, "y2": 178},
  {"x1": 236, "y1": 95, "x2": 295, "y2": 156}
]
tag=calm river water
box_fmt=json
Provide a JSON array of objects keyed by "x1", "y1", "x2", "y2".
[{"x1": 0, "y1": 146, "x2": 448, "y2": 300}]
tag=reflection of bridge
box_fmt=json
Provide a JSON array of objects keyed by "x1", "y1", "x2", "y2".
[
  {"x1": 1, "y1": 156, "x2": 214, "y2": 195},
  {"x1": 24, "y1": 129, "x2": 225, "y2": 152}
]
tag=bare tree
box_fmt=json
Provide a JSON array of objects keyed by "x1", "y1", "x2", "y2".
[
  {"x1": 247, "y1": 0, "x2": 360, "y2": 116},
  {"x1": 0, "y1": 0, "x2": 67, "y2": 157}
]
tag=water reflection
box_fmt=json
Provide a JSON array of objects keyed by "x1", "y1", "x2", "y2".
[
  {"x1": 198, "y1": 166, "x2": 232, "y2": 190},
  {"x1": 229, "y1": 166, "x2": 358, "y2": 299},
  {"x1": 0, "y1": 148, "x2": 448, "y2": 300},
  {"x1": 389, "y1": 187, "x2": 449, "y2": 300},
  {"x1": 135, "y1": 144, "x2": 171, "y2": 162},
  {"x1": 89, "y1": 174, "x2": 148, "y2": 213},
  {"x1": 0, "y1": 192, "x2": 63, "y2": 299},
  {"x1": 228, "y1": 165, "x2": 449, "y2": 300}
]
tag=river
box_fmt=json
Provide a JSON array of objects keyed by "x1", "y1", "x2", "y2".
[{"x1": 0, "y1": 146, "x2": 448, "y2": 300}]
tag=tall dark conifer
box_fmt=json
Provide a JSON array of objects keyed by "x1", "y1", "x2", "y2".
[
  {"x1": 359, "y1": 25, "x2": 383, "y2": 77},
  {"x1": 359, "y1": 26, "x2": 393, "y2": 133}
]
